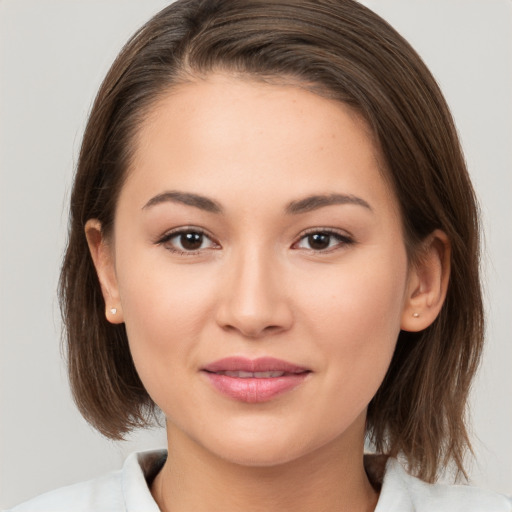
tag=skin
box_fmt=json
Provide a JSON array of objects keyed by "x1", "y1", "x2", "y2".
[{"x1": 87, "y1": 74, "x2": 450, "y2": 512}]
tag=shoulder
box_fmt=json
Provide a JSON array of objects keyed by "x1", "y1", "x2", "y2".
[
  {"x1": 376, "y1": 457, "x2": 512, "y2": 512},
  {"x1": 6, "y1": 469, "x2": 124, "y2": 512},
  {"x1": 6, "y1": 450, "x2": 165, "y2": 512}
]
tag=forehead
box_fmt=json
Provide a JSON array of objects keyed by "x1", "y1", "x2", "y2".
[
  {"x1": 137, "y1": 74, "x2": 375, "y2": 158},
  {"x1": 125, "y1": 73, "x2": 396, "y2": 216}
]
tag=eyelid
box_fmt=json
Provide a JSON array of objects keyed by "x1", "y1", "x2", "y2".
[
  {"x1": 154, "y1": 226, "x2": 354, "y2": 254},
  {"x1": 155, "y1": 226, "x2": 220, "y2": 254},
  {"x1": 292, "y1": 227, "x2": 355, "y2": 252}
]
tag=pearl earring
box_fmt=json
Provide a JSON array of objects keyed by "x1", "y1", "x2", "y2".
[
  {"x1": 110, "y1": 308, "x2": 117, "y2": 315},
  {"x1": 412, "y1": 312, "x2": 420, "y2": 318}
]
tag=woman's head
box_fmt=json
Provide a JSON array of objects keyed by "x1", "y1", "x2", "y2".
[{"x1": 60, "y1": 0, "x2": 483, "y2": 482}]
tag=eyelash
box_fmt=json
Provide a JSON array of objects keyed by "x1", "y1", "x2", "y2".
[
  {"x1": 156, "y1": 227, "x2": 220, "y2": 255},
  {"x1": 155, "y1": 227, "x2": 354, "y2": 255},
  {"x1": 292, "y1": 228, "x2": 355, "y2": 253}
]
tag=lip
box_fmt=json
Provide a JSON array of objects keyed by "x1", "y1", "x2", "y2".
[
  {"x1": 201, "y1": 357, "x2": 311, "y2": 403},
  {"x1": 202, "y1": 356, "x2": 309, "y2": 373}
]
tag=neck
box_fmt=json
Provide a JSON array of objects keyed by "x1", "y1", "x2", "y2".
[{"x1": 151, "y1": 421, "x2": 378, "y2": 512}]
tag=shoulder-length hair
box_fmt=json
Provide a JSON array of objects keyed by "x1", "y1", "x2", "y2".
[{"x1": 60, "y1": 0, "x2": 483, "y2": 483}]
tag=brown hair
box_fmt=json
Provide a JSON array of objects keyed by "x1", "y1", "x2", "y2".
[{"x1": 60, "y1": 0, "x2": 483, "y2": 482}]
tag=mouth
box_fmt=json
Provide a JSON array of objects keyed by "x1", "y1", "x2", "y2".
[
  {"x1": 206, "y1": 370, "x2": 306, "y2": 378},
  {"x1": 201, "y1": 357, "x2": 311, "y2": 403},
  {"x1": 202, "y1": 356, "x2": 310, "y2": 374}
]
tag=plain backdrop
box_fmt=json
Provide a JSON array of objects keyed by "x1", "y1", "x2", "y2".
[{"x1": 0, "y1": 0, "x2": 511, "y2": 508}]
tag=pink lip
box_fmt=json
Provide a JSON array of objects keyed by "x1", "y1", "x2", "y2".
[
  {"x1": 201, "y1": 357, "x2": 311, "y2": 403},
  {"x1": 202, "y1": 356, "x2": 309, "y2": 373}
]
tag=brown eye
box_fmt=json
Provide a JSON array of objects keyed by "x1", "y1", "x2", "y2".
[
  {"x1": 158, "y1": 229, "x2": 218, "y2": 254},
  {"x1": 180, "y1": 232, "x2": 204, "y2": 250},
  {"x1": 307, "y1": 233, "x2": 331, "y2": 250},
  {"x1": 294, "y1": 230, "x2": 353, "y2": 252}
]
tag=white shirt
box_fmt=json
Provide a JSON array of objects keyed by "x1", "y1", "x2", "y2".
[{"x1": 7, "y1": 450, "x2": 512, "y2": 511}]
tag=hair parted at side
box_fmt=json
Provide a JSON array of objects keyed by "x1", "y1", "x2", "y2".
[{"x1": 59, "y1": 0, "x2": 483, "y2": 482}]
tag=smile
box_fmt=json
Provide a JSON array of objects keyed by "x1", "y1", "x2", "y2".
[
  {"x1": 201, "y1": 357, "x2": 311, "y2": 403},
  {"x1": 213, "y1": 370, "x2": 295, "y2": 378}
]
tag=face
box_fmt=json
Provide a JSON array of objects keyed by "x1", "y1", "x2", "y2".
[{"x1": 92, "y1": 74, "x2": 419, "y2": 467}]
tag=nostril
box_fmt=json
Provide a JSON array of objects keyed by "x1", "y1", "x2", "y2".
[
  {"x1": 220, "y1": 322, "x2": 284, "y2": 339},
  {"x1": 214, "y1": 284, "x2": 294, "y2": 337}
]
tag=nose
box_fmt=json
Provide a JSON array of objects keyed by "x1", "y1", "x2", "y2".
[{"x1": 215, "y1": 247, "x2": 294, "y2": 339}]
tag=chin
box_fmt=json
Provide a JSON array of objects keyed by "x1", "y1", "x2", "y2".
[
  {"x1": 201, "y1": 427, "x2": 324, "y2": 468},
  {"x1": 217, "y1": 445, "x2": 308, "y2": 468}
]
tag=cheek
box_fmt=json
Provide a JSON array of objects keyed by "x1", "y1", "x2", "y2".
[
  {"x1": 299, "y1": 251, "x2": 407, "y2": 398},
  {"x1": 114, "y1": 250, "x2": 219, "y2": 377},
  {"x1": 303, "y1": 254, "x2": 407, "y2": 336}
]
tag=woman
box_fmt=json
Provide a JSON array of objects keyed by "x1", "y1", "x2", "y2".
[{"x1": 9, "y1": 0, "x2": 511, "y2": 510}]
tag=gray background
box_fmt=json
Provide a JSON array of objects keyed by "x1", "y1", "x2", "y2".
[{"x1": 1, "y1": 0, "x2": 511, "y2": 508}]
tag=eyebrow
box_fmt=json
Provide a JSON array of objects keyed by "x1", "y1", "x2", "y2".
[
  {"x1": 142, "y1": 191, "x2": 223, "y2": 214},
  {"x1": 285, "y1": 194, "x2": 372, "y2": 214},
  {"x1": 142, "y1": 190, "x2": 372, "y2": 215}
]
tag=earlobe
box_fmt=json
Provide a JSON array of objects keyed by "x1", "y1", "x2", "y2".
[
  {"x1": 85, "y1": 219, "x2": 124, "y2": 324},
  {"x1": 401, "y1": 229, "x2": 451, "y2": 332}
]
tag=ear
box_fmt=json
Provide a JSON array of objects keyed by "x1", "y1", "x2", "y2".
[
  {"x1": 401, "y1": 229, "x2": 451, "y2": 332},
  {"x1": 85, "y1": 219, "x2": 124, "y2": 324}
]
